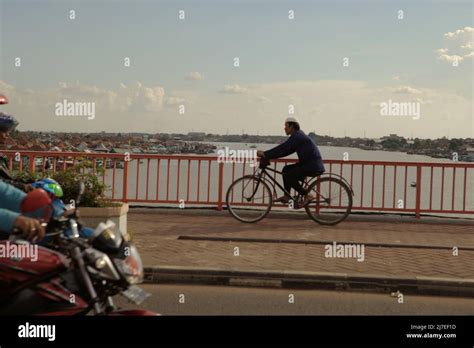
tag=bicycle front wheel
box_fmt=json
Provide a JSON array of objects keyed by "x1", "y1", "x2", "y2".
[
  {"x1": 226, "y1": 175, "x2": 273, "y2": 223},
  {"x1": 304, "y1": 176, "x2": 352, "y2": 225}
]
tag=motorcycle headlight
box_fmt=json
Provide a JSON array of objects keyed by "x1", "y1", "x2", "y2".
[
  {"x1": 92, "y1": 226, "x2": 123, "y2": 253},
  {"x1": 113, "y1": 245, "x2": 144, "y2": 285}
]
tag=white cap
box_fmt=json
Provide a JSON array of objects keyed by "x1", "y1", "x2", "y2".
[{"x1": 285, "y1": 116, "x2": 300, "y2": 126}]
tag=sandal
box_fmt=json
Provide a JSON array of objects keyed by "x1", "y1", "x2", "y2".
[{"x1": 274, "y1": 195, "x2": 291, "y2": 204}]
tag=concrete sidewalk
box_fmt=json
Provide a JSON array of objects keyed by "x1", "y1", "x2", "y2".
[{"x1": 128, "y1": 209, "x2": 474, "y2": 296}]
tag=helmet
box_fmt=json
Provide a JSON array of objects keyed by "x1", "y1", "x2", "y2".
[
  {"x1": 285, "y1": 116, "x2": 300, "y2": 126},
  {"x1": 32, "y1": 178, "x2": 64, "y2": 198},
  {"x1": 0, "y1": 112, "x2": 19, "y2": 132},
  {"x1": 0, "y1": 95, "x2": 8, "y2": 105}
]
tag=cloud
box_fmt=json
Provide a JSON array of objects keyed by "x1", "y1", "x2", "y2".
[
  {"x1": 118, "y1": 82, "x2": 165, "y2": 112},
  {"x1": 256, "y1": 96, "x2": 271, "y2": 103},
  {"x1": 55, "y1": 81, "x2": 118, "y2": 110},
  {"x1": 165, "y1": 96, "x2": 186, "y2": 106},
  {"x1": 0, "y1": 80, "x2": 169, "y2": 130},
  {"x1": 309, "y1": 106, "x2": 324, "y2": 115},
  {"x1": 167, "y1": 89, "x2": 199, "y2": 106},
  {"x1": 412, "y1": 97, "x2": 433, "y2": 105},
  {"x1": 390, "y1": 86, "x2": 422, "y2": 94},
  {"x1": 437, "y1": 26, "x2": 473, "y2": 65},
  {"x1": 0, "y1": 80, "x2": 17, "y2": 96},
  {"x1": 219, "y1": 84, "x2": 248, "y2": 94},
  {"x1": 1, "y1": 79, "x2": 471, "y2": 138},
  {"x1": 185, "y1": 72, "x2": 204, "y2": 81},
  {"x1": 224, "y1": 80, "x2": 472, "y2": 138},
  {"x1": 0, "y1": 80, "x2": 50, "y2": 107},
  {"x1": 444, "y1": 26, "x2": 474, "y2": 39},
  {"x1": 437, "y1": 54, "x2": 465, "y2": 63}
]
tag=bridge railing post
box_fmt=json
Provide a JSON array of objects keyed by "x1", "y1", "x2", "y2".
[
  {"x1": 28, "y1": 154, "x2": 35, "y2": 174},
  {"x1": 122, "y1": 158, "x2": 129, "y2": 203},
  {"x1": 217, "y1": 162, "x2": 224, "y2": 211},
  {"x1": 415, "y1": 164, "x2": 422, "y2": 219}
]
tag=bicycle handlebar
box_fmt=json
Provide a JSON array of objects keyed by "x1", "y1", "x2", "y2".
[{"x1": 259, "y1": 157, "x2": 271, "y2": 169}]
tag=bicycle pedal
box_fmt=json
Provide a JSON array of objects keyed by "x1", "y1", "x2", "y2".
[{"x1": 291, "y1": 199, "x2": 304, "y2": 210}]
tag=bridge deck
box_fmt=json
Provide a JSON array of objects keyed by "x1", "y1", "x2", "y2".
[{"x1": 128, "y1": 210, "x2": 474, "y2": 292}]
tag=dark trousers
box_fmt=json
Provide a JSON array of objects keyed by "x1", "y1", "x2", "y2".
[{"x1": 282, "y1": 163, "x2": 322, "y2": 196}]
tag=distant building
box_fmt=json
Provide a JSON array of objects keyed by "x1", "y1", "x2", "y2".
[
  {"x1": 93, "y1": 144, "x2": 110, "y2": 153},
  {"x1": 187, "y1": 132, "x2": 206, "y2": 141},
  {"x1": 110, "y1": 147, "x2": 143, "y2": 154},
  {"x1": 148, "y1": 144, "x2": 167, "y2": 154},
  {"x1": 76, "y1": 142, "x2": 90, "y2": 152},
  {"x1": 131, "y1": 147, "x2": 143, "y2": 154},
  {"x1": 110, "y1": 148, "x2": 130, "y2": 154},
  {"x1": 28, "y1": 143, "x2": 47, "y2": 151},
  {"x1": 188, "y1": 132, "x2": 206, "y2": 137},
  {"x1": 380, "y1": 134, "x2": 405, "y2": 141}
]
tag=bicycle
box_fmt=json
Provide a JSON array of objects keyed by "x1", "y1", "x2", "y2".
[{"x1": 225, "y1": 159, "x2": 354, "y2": 225}]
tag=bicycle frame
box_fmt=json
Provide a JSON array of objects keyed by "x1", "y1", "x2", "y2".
[
  {"x1": 250, "y1": 165, "x2": 324, "y2": 204},
  {"x1": 258, "y1": 166, "x2": 288, "y2": 196}
]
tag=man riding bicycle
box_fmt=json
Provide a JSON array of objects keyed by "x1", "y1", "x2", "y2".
[{"x1": 257, "y1": 117, "x2": 325, "y2": 206}]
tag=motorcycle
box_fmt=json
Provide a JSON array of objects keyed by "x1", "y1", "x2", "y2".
[{"x1": 0, "y1": 182, "x2": 157, "y2": 316}]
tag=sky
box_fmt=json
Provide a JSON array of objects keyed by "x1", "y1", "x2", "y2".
[{"x1": 0, "y1": 0, "x2": 473, "y2": 138}]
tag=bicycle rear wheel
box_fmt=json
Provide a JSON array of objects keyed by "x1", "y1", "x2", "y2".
[
  {"x1": 304, "y1": 176, "x2": 352, "y2": 225},
  {"x1": 226, "y1": 175, "x2": 273, "y2": 223}
]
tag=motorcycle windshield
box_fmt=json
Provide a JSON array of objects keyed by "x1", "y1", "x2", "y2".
[{"x1": 92, "y1": 228, "x2": 123, "y2": 253}]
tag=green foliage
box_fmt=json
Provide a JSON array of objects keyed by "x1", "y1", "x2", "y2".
[
  {"x1": 14, "y1": 158, "x2": 119, "y2": 208},
  {"x1": 365, "y1": 139, "x2": 375, "y2": 147},
  {"x1": 381, "y1": 139, "x2": 406, "y2": 150},
  {"x1": 14, "y1": 170, "x2": 44, "y2": 183},
  {"x1": 449, "y1": 138, "x2": 464, "y2": 152},
  {"x1": 52, "y1": 169, "x2": 107, "y2": 207}
]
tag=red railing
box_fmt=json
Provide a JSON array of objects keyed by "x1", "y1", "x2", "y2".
[{"x1": 1, "y1": 150, "x2": 473, "y2": 218}]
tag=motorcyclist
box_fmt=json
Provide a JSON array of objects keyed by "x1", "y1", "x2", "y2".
[
  {"x1": 0, "y1": 96, "x2": 33, "y2": 191},
  {"x1": 0, "y1": 180, "x2": 45, "y2": 241},
  {"x1": 0, "y1": 119, "x2": 34, "y2": 192}
]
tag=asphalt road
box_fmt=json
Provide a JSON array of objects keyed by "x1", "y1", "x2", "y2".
[{"x1": 114, "y1": 284, "x2": 474, "y2": 315}]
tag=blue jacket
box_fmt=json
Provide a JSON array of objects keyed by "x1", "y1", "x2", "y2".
[
  {"x1": 264, "y1": 130, "x2": 325, "y2": 172},
  {"x1": 0, "y1": 180, "x2": 26, "y2": 232}
]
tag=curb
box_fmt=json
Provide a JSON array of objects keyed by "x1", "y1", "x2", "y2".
[
  {"x1": 143, "y1": 266, "x2": 474, "y2": 297},
  {"x1": 177, "y1": 235, "x2": 474, "y2": 251},
  {"x1": 130, "y1": 207, "x2": 474, "y2": 225}
]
